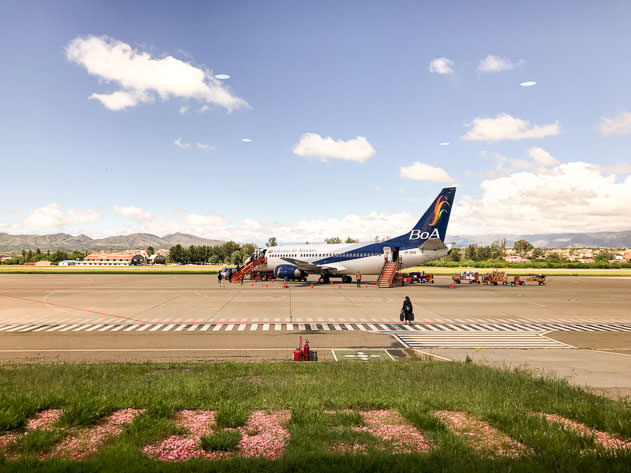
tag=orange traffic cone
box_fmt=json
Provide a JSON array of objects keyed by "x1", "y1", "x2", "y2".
[
  {"x1": 283, "y1": 282, "x2": 286, "y2": 289},
  {"x1": 251, "y1": 283, "x2": 254, "y2": 287},
  {"x1": 338, "y1": 285, "x2": 341, "y2": 289},
  {"x1": 265, "y1": 283, "x2": 268, "y2": 288},
  {"x1": 450, "y1": 281, "x2": 454, "y2": 288},
  {"x1": 311, "y1": 284, "x2": 314, "y2": 289},
  {"x1": 365, "y1": 284, "x2": 368, "y2": 288}
]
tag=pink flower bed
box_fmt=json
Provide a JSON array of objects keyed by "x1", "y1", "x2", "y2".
[
  {"x1": 434, "y1": 410, "x2": 527, "y2": 457},
  {"x1": 0, "y1": 409, "x2": 63, "y2": 453},
  {"x1": 48, "y1": 408, "x2": 144, "y2": 459},
  {"x1": 329, "y1": 410, "x2": 431, "y2": 454},
  {"x1": 26, "y1": 409, "x2": 62, "y2": 431},
  {"x1": 541, "y1": 413, "x2": 631, "y2": 451},
  {"x1": 142, "y1": 409, "x2": 290, "y2": 461}
]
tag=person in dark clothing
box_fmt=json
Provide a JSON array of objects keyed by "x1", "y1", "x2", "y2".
[
  {"x1": 356, "y1": 271, "x2": 362, "y2": 288},
  {"x1": 401, "y1": 296, "x2": 414, "y2": 325},
  {"x1": 217, "y1": 271, "x2": 223, "y2": 287}
]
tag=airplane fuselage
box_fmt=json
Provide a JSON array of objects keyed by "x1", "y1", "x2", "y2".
[{"x1": 263, "y1": 242, "x2": 449, "y2": 275}]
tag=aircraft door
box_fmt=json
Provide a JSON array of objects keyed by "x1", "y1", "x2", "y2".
[
  {"x1": 383, "y1": 247, "x2": 392, "y2": 262},
  {"x1": 392, "y1": 247, "x2": 400, "y2": 262}
]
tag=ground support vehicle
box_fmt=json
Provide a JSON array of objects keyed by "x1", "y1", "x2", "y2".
[
  {"x1": 525, "y1": 274, "x2": 547, "y2": 286},
  {"x1": 451, "y1": 271, "x2": 480, "y2": 284},
  {"x1": 405, "y1": 271, "x2": 435, "y2": 284}
]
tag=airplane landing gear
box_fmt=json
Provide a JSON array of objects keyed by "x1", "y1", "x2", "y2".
[
  {"x1": 318, "y1": 275, "x2": 330, "y2": 284},
  {"x1": 341, "y1": 275, "x2": 352, "y2": 283}
]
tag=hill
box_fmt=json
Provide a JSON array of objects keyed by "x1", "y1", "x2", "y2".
[
  {"x1": 450, "y1": 230, "x2": 631, "y2": 249},
  {"x1": 0, "y1": 233, "x2": 224, "y2": 252}
]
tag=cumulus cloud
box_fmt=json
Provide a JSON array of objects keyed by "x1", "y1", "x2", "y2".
[
  {"x1": 528, "y1": 147, "x2": 559, "y2": 167},
  {"x1": 449, "y1": 162, "x2": 631, "y2": 235},
  {"x1": 493, "y1": 147, "x2": 559, "y2": 176},
  {"x1": 462, "y1": 113, "x2": 561, "y2": 142},
  {"x1": 399, "y1": 162, "x2": 454, "y2": 182},
  {"x1": 174, "y1": 137, "x2": 191, "y2": 149},
  {"x1": 478, "y1": 55, "x2": 523, "y2": 72},
  {"x1": 429, "y1": 57, "x2": 454, "y2": 75},
  {"x1": 520, "y1": 81, "x2": 536, "y2": 87},
  {"x1": 23, "y1": 204, "x2": 101, "y2": 229},
  {"x1": 600, "y1": 112, "x2": 631, "y2": 136},
  {"x1": 293, "y1": 133, "x2": 375, "y2": 163},
  {"x1": 241, "y1": 138, "x2": 253, "y2": 143},
  {"x1": 66, "y1": 35, "x2": 248, "y2": 111},
  {"x1": 113, "y1": 203, "x2": 426, "y2": 244}
]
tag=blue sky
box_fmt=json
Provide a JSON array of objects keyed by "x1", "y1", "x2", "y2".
[{"x1": 1, "y1": 0, "x2": 630, "y2": 243}]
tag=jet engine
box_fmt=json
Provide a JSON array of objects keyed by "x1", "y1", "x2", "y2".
[{"x1": 274, "y1": 264, "x2": 303, "y2": 280}]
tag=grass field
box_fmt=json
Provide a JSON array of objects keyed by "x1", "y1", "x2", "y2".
[
  {"x1": 0, "y1": 265, "x2": 222, "y2": 274},
  {"x1": 404, "y1": 267, "x2": 631, "y2": 277},
  {"x1": 1, "y1": 361, "x2": 630, "y2": 471},
  {"x1": 2, "y1": 265, "x2": 631, "y2": 277}
]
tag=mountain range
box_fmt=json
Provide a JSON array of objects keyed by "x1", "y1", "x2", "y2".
[
  {"x1": 0, "y1": 233, "x2": 224, "y2": 252},
  {"x1": 1, "y1": 230, "x2": 630, "y2": 252},
  {"x1": 449, "y1": 230, "x2": 631, "y2": 249}
]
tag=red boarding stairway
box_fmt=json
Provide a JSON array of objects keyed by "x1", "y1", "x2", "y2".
[
  {"x1": 231, "y1": 255, "x2": 266, "y2": 282},
  {"x1": 377, "y1": 257, "x2": 404, "y2": 288}
]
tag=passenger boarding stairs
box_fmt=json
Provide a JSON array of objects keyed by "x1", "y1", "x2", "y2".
[
  {"x1": 231, "y1": 255, "x2": 266, "y2": 282},
  {"x1": 377, "y1": 257, "x2": 404, "y2": 288}
]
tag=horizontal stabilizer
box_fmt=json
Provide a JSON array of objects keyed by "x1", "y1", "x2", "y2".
[
  {"x1": 420, "y1": 238, "x2": 448, "y2": 251},
  {"x1": 281, "y1": 257, "x2": 340, "y2": 274}
]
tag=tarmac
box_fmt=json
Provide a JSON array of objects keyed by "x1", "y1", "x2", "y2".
[
  {"x1": 1, "y1": 273, "x2": 631, "y2": 399},
  {"x1": 1, "y1": 273, "x2": 630, "y2": 323}
]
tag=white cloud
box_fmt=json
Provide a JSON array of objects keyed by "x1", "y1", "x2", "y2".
[
  {"x1": 399, "y1": 162, "x2": 454, "y2": 182},
  {"x1": 66, "y1": 35, "x2": 247, "y2": 111},
  {"x1": 215, "y1": 74, "x2": 231, "y2": 80},
  {"x1": 528, "y1": 147, "x2": 559, "y2": 167},
  {"x1": 462, "y1": 113, "x2": 561, "y2": 142},
  {"x1": 241, "y1": 138, "x2": 252, "y2": 142},
  {"x1": 174, "y1": 137, "x2": 191, "y2": 149},
  {"x1": 493, "y1": 147, "x2": 559, "y2": 176},
  {"x1": 439, "y1": 142, "x2": 450, "y2": 146},
  {"x1": 478, "y1": 55, "x2": 523, "y2": 72},
  {"x1": 429, "y1": 57, "x2": 454, "y2": 75},
  {"x1": 520, "y1": 81, "x2": 536, "y2": 87},
  {"x1": 293, "y1": 133, "x2": 375, "y2": 163},
  {"x1": 600, "y1": 112, "x2": 631, "y2": 136},
  {"x1": 24, "y1": 204, "x2": 101, "y2": 229},
  {"x1": 196, "y1": 142, "x2": 215, "y2": 151},
  {"x1": 449, "y1": 162, "x2": 631, "y2": 235}
]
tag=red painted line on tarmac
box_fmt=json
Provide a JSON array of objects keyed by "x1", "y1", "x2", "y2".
[{"x1": 0, "y1": 293, "x2": 148, "y2": 324}]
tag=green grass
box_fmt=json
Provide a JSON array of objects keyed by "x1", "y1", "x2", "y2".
[
  {"x1": 214, "y1": 405, "x2": 250, "y2": 428},
  {"x1": 404, "y1": 266, "x2": 631, "y2": 277},
  {"x1": 200, "y1": 430, "x2": 242, "y2": 451},
  {"x1": 0, "y1": 265, "x2": 223, "y2": 274},
  {"x1": 0, "y1": 361, "x2": 630, "y2": 472}
]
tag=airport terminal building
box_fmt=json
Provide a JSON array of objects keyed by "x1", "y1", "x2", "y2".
[{"x1": 76, "y1": 251, "x2": 147, "y2": 267}]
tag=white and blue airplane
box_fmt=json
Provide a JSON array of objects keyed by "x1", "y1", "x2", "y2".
[{"x1": 249, "y1": 187, "x2": 456, "y2": 283}]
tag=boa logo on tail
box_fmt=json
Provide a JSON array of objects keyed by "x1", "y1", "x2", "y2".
[{"x1": 429, "y1": 195, "x2": 450, "y2": 226}]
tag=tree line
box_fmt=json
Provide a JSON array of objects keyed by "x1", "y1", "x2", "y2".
[
  {"x1": 168, "y1": 242, "x2": 257, "y2": 265},
  {"x1": 0, "y1": 249, "x2": 88, "y2": 265}
]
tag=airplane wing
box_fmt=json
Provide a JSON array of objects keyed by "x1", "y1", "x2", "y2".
[
  {"x1": 281, "y1": 258, "x2": 342, "y2": 274},
  {"x1": 420, "y1": 238, "x2": 448, "y2": 251}
]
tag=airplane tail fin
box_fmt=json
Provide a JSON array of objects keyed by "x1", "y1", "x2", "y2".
[{"x1": 390, "y1": 187, "x2": 456, "y2": 246}]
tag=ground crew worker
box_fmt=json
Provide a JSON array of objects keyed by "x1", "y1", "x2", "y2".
[
  {"x1": 401, "y1": 296, "x2": 414, "y2": 325},
  {"x1": 356, "y1": 271, "x2": 362, "y2": 287},
  {"x1": 217, "y1": 271, "x2": 223, "y2": 287}
]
